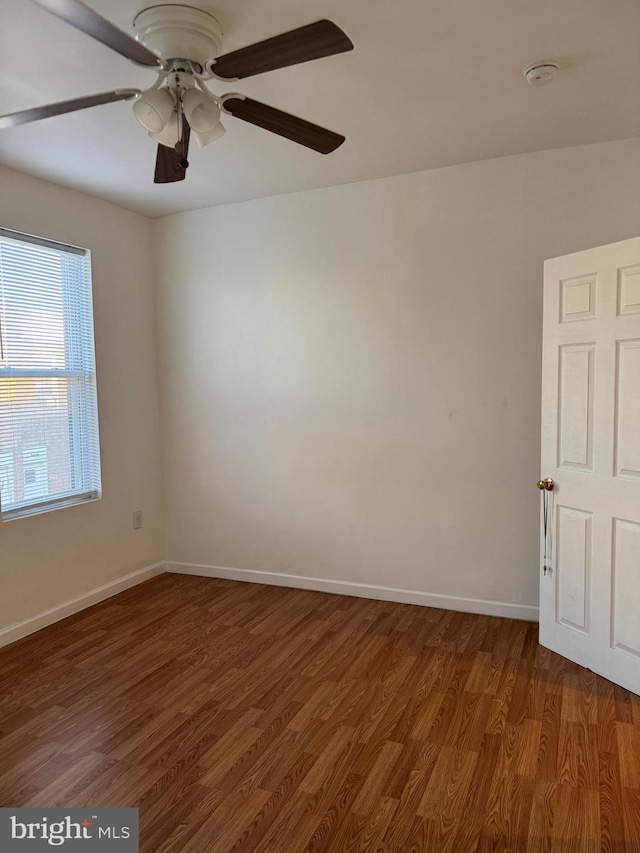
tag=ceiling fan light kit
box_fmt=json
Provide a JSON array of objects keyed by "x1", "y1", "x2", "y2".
[
  {"x1": 0, "y1": 0, "x2": 354, "y2": 184},
  {"x1": 133, "y1": 69, "x2": 224, "y2": 148}
]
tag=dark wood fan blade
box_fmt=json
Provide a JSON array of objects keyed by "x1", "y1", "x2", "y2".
[
  {"x1": 31, "y1": 0, "x2": 162, "y2": 67},
  {"x1": 221, "y1": 97, "x2": 345, "y2": 154},
  {"x1": 154, "y1": 117, "x2": 191, "y2": 183},
  {"x1": 0, "y1": 89, "x2": 140, "y2": 129},
  {"x1": 212, "y1": 20, "x2": 353, "y2": 80}
]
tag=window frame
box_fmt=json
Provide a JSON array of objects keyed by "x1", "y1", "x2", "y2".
[{"x1": 0, "y1": 227, "x2": 102, "y2": 521}]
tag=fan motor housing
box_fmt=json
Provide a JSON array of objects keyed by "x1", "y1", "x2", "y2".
[{"x1": 134, "y1": 4, "x2": 224, "y2": 67}]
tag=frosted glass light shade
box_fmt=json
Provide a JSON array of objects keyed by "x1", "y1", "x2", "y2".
[
  {"x1": 182, "y1": 87, "x2": 221, "y2": 133},
  {"x1": 133, "y1": 87, "x2": 175, "y2": 133},
  {"x1": 149, "y1": 113, "x2": 180, "y2": 148},
  {"x1": 193, "y1": 121, "x2": 226, "y2": 147}
]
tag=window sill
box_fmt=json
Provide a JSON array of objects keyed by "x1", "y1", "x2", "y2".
[{"x1": 1, "y1": 491, "x2": 101, "y2": 522}]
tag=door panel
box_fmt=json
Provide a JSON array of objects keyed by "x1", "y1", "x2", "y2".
[
  {"x1": 617, "y1": 265, "x2": 640, "y2": 315},
  {"x1": 559, "y1": 274, "x2": 597, "y2": 322},
  {"x1": 614, "y1": 339, "x2": 640, "y2": 479},
  {"x1": 611, "y1": 518, "x2": 640, "y2": 659},
  {"x1": 555, "y1": 505, "x2": 592, "y2": 635},
  {"x1": 541, "y1": 236, "x2": 640, "y2": 695},
  {"x1": 557, "y1": 343, "x2": 595, "y2": 470}
]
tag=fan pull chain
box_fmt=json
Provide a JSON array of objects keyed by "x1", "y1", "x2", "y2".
[{"x1": 176, "y1": 82, "x2": 183, "y2": 150}]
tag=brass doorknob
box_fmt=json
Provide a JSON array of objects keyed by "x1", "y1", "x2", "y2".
[{"x1": 537, "y1": 477, "x2": 555, "y2": 491}]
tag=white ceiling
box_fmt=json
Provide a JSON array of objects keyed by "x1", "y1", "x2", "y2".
[{"x1": 0, "y1": 0, "x2": 638, "y2": 217}]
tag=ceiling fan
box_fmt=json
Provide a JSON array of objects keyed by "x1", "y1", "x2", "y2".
[{"x1": 0, "y1": 0, "x2": 354, "y2": 184}]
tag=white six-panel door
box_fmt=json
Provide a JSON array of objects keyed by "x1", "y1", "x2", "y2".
[{"x1": 541, "y1": 236, "x2": 640, "y2": 695}]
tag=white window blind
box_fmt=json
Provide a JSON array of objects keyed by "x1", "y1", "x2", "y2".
[{"x1": 0, "y1": 228, "x2": 101, "y2": 520}]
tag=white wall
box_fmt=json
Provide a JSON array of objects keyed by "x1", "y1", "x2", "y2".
[
  {"x1": 154, "y1": 139, "x2": 640, "y2": 615},
  {"x1": 0, "y1": 167, "x2": 165, "y2": 632}
]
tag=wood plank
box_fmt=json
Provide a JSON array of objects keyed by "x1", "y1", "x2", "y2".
[{"x1": 617, "y1": 722, "x2": 640, "y2": 789}]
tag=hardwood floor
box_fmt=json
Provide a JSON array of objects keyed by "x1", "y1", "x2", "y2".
[{"x1": 1, "y1": 573, "x2": 639, "y2": 852}]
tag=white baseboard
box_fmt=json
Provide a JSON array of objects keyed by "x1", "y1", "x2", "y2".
[
  {"x1": 167, "y1": 561, "x2": 539, "y2": 622},
  {"x1": 0, "y1": 561, "x2": 166, "y2": 649}
]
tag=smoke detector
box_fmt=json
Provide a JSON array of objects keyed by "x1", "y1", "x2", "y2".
[{"x1": 523, "y1": 63, "x2": 559, "y2": 87}]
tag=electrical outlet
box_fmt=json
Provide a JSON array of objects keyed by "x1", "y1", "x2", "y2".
[{"x1": 133, "y1": 510, "x2": 143, "y2": 530}]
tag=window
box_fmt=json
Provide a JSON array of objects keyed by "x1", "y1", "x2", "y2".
[{"x1": 0, "y1": 228, "x2": 101, "y2": 520}]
